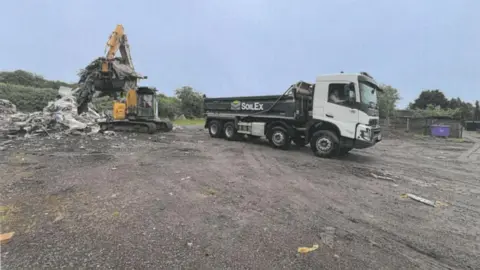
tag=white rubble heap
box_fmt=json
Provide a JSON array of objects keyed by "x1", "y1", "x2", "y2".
[
  {"x1": 0, "y1": 86, "x2": 102, "y2": 138},
  {"x1": 0, "y1": 99, "x2": 17, "y2": 115}
]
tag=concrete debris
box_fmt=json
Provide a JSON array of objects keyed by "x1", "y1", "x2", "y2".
[
  {"x1": 320, "y1": 226, "x2": 336, "y2": 249},
  {"x1": 0, "y1": 139, "x2": 13, "y2": 146},
  {"x1": 172, "y1": 125, "x2": 184, "y2": 131},
  {"x1": 0, "y1": 100, "x2": 17, "y2": 133},
  {"x1": 1, "y1": 87, "x2": 101, "y2": 138},
  {"x1": 176, "y1": 114, "x2": 186, "y2": 120},
  {"x1": 76, "y1": 57, "x2": 145, "y2": 114},
  {"x1": 53, "y1": 214, "x2": 65, "y2": 223},
  {"x1": 371, "y1": 173, "x2": 395, "y2": 182},
  {"x1": 0, "y1": 99, "x2": 17, "y2": 114},
  {"x1": 103, "y1": 130, "x2": 117, "y2": 136},
  {"x1": 400, "y1": 193, "x2": 436, "y2": 207}
]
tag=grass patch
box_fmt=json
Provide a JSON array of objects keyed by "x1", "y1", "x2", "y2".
[
  {"x1": 0, "y1": 204, "x2": 19, "y2": 224},
  {"x1": 173, "y1": 118, "x2": 205, "y2": 126},
  {"x1": 413, "y1": 134, "x2": 430, "y2": 139},
  {"x1": 446, "y1": 138, "x2": 469, "y2": 143},
  {"x1": 202, "y1": 187, "x2": 217, "y2": 196},
  {"x1": 412, "y1": 134, "x2": 469, "y2": 143}
]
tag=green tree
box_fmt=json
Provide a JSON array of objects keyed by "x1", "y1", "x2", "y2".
[
  {"x1": 157, "y1": 93, "x2": 181, "y2": 119},
  {"x1": 174, "y1": 86, "x2": 204, "y2": 118},
  {"x1": 410, "y1": 89, "x2": 449, "y2": 109},
  {"x1": 446, "y1": 97, "x2": 475, "y2": 121},
  {"x1": 378, "y1": 84, "x2": 400, "y2": 118}
]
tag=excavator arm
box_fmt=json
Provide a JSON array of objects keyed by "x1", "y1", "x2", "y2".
[
  {"x1": 77, "y1": 24, "x2": 146, "y2": 115},
  {"x1": 104, "y1": 24, "x2": 134, "y2": 70}
]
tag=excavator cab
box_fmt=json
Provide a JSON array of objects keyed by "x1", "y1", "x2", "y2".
[
  {"x1": 112, "y1": 87, "x2": 158, "y2": 121},
  {"x1": 127, "y1": 87, "x2": 158, "y2": 120}
]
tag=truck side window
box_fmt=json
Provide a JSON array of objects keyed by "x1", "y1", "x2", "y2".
[{"x1": 328, "y1": 83, "x2": 348, "y2": 105}]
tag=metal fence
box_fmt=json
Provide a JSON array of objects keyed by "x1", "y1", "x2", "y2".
[
  {"x1": 465, "y1": 121, "x2": 480, "y2": 131},
  {"x1": 380, "y1": 117, "x2": 463, "y2": 138}
]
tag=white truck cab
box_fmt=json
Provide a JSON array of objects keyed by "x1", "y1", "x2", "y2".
[{"x1": 312, "y1": 72, "x2": 382, "y2": 150}]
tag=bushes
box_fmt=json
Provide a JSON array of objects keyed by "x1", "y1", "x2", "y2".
[
  {"x1": 157, "y1": 87, "x2": 205, "y2": 120},
  {"x1": 0, "y1": 70, "x2": 78, "y2": 113},
  {"x1": 0, "y1": 70, "x2": 76, "y2": 89},
  {"x1": 0, "y1": 83, "x2": 57, "y2": 112},
  {"x1": 157, "y1": 94, "x2": 182, "y2": 119}
]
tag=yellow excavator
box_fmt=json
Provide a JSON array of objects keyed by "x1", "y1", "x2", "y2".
[{"x1": 91, "y1": 24, "x2": 172, "y2": 133}]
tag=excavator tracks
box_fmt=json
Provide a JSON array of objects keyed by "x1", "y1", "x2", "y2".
[{"x1": 99, "y1": 120, "x2": 172, "y2": 134}]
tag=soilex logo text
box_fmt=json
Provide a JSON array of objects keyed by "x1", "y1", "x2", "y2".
[
  {"x1": 242, "y1": 102, "x2": 264, "y2": 111},
  {"x1": 231, "y1": 100, "x2": 241, "y2": 110}
]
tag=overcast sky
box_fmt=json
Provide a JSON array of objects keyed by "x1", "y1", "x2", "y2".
[{"x1": 1, "y1": 0, "x2": 479, "y2": 108}]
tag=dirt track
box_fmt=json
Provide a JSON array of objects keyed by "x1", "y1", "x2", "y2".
[{"x1": 1, "y1": 127, "x2": 479, "y2": 269}]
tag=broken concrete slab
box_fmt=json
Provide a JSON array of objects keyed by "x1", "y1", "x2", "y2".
[{"x1": 0, "y1": 99, "x2": 16, "y2": 114}]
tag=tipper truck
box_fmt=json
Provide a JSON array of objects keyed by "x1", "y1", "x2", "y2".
[{"x1": 203, "y1": 72, "x2": 383, "y2": 158}]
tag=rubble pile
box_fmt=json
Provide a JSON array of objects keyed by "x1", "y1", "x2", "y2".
[
  {"x1": 0, "y1": 86, "x2": 102, "y2": 138},
  {"x1": 76, "y1": 57, "x2": 145, "y2": 114},
  {"x1": 0, "y1": 99, "x2": 17, "y2": 115},
  {"x1": 0, "y1": 99, "x2": 18, "y2": 133}
]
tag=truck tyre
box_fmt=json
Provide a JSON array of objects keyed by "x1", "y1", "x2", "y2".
[
  {"x1": 223, "y1": 122, "x2": 237, "y2": 141},
  {"x1": 208, "y1": 120, "x2": 223, "y2": 138},
  {"x1": 268, "y1": 126, "x2": 291, "y2": 150},
  {"x1": 310, "y1": 130, "x2": 339, "y2": 158}
]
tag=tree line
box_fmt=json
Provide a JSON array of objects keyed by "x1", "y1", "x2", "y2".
[
  {"x1": 0, "y1": 70, "x2": 205, "y2": 119},
  {"x1": 1, "y1": 70, "x2": 479, "y2": 121},
  {"x1": 379, "y1": 85, "x2": 480, "y2": 121}
]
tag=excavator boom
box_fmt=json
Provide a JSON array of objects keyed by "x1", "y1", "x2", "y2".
[{"x1": 105, "y1": 24, "x2": 134, "y2": 70}]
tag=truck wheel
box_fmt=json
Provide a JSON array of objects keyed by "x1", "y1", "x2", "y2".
[
  {"x1": 208, "y1": 120, "x2": 223, "y2": 138},
  {"x1": 310, "y1": 130, "x2": 339, "y2": 158},
  {"x1": 223, "y1": 122, "x2": 237, "y2": 141},
  {"x1": 268, "y1": 126, "x2": 291, "y2": 150}
]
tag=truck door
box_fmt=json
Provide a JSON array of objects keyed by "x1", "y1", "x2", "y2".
[{"x1": 323, "y1": 82, "x2": 359, "y2": 139}]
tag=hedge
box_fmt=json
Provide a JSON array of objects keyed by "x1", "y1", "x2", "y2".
[{"x1": 0, "y1": 83, "x2": 58, "y2": 112}]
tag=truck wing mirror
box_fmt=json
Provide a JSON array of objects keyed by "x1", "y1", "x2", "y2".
[
  {"x1": 348, "y1": 90, "x2": 355, "y2": 99},
  {"x1": 348, "y1": 82, "x2": 355, "y2": 90},
  {"x1": 348, "y1": 90, "x2": 356, "y2": 103},
  {"x1": 347, "y1": 83, "x2": 356, "y2": 102}
]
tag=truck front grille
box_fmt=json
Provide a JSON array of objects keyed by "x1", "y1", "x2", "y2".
[{"x1": 369, "y1": 119, "x2": 378, "y2": 126}]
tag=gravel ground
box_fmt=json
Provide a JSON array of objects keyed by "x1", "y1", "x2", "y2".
[{"x1": 1, "y1": 127, "x2": 479, "y2": 269}]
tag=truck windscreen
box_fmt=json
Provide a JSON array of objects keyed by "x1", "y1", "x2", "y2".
[{"x1": 359, "y1": 81, "x2": 378, "y2": 109}]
